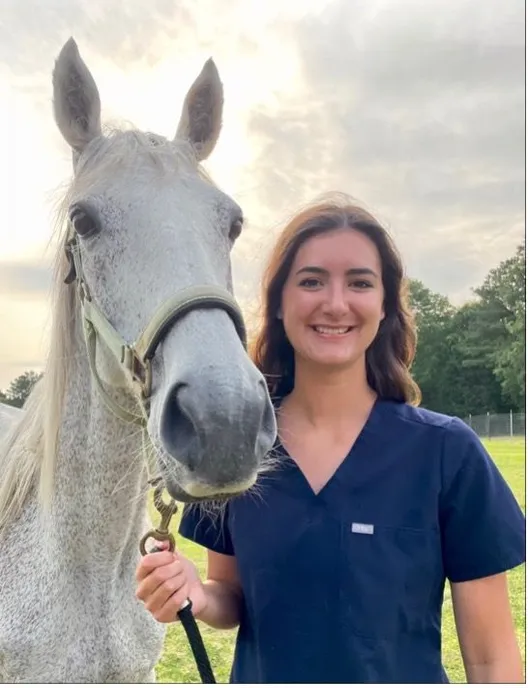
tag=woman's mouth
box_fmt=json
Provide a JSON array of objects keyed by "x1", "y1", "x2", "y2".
[{"x1": 311, "y1": 325, "x2": 354, "y2": 336}]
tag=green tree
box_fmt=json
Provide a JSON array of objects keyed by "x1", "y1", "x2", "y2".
[
  {"x1": 407, "y1": 279, "x2": 460, "y2": 414},
  {"x1": 493, "y1": 314, "x2": 525, "y2": 406},
  {"x1": 3, "y1": 370, "x2": 43, "y2": 408},
  {"x1": 476, "y1": 243, "x2": 525, "y2": 315},
  {"x1": 474, "y1": 243, "x2": 525, "y2": 409},
  {"x1": 407, "y1": 278, "x2": 514, "y2": 418},
  {"x1": 449, "y1": 302, "x2": 509, "y2": 416}
]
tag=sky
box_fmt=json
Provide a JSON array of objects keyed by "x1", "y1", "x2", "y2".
[{"x1": 0, "y1": 0, "x2": 525, "y2": 389}]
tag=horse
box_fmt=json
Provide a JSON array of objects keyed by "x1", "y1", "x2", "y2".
[{"x1": 0, "y1": 38, "x2": 277, "y2": 683}]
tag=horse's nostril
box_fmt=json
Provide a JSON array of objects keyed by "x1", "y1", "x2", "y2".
[
  {"x1": 160, "y1": 384, "x2": 199, "y2": 470},
  {"x1": 157, "y1": 374, "x2": 275, "y2": 491}
]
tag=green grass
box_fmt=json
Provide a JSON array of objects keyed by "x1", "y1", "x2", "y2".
[
  {"x1": 153, "y1": 438, "x2": 525, "y2": 683},
  {"x1": 442, "y1": 438, "x2": 525, "y2": 682}
]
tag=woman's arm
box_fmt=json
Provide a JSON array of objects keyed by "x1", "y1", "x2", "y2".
[
  {"x1": 451, "y1": 572, "x2": 524, "y2": 683},
  {"x1": 195, "y1": 550, "x2": 244, "y2": 629}
]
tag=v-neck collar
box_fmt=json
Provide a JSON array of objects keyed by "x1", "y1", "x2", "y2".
[{"x1": 272, "y1": 396, "x2": 388, "y2": 501}]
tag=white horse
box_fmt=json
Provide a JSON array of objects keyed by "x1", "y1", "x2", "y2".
[{"x1": 0, "y1": 38, "x2": 276, "y2": 683}]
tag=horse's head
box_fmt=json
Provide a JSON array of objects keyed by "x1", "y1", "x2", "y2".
[{"x1": 51, "y1": 38, "x2": 277, "y2": 502}]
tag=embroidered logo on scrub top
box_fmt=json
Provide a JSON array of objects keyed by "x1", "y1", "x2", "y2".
[{"x1": 351, "y1": 522, "x2": 374, "y2": 535}]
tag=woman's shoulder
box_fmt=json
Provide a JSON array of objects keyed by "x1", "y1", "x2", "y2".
[
  {"x1": 383, "y1": 402, "x2": 510, "y2": 489},
  {"x1": 379, "y1": 399, "x2": 471, "y2": 437},
  {"x1": 374, "y1": 401, "x2": 486, "y2": 478}
]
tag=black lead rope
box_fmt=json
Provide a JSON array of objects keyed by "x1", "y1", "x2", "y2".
[
  {"x1": 151, "y1": 546, "x2": 216, "y2": 684},
  {"x1": 140, "y1": 485, "x2": 216, "y2": 684},
  {"x1": 174, "y1": 595, "x2": 216, "y2": 683}
]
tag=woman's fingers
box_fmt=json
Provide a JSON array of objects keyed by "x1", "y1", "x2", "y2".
[
  {"x1": 144, "y1": 570, "x2": 189, "y2": 620},
  {"x1": 136, "y1": 557, "x2": 183, "y2": 601},
  {"x1": 135, "y1": 550, "x2": 177, "y2": 583},
  {"x1": 151, "y1": 539, "x2": 171, "y2": 552},
  {"x1": 150, "y1": 583, "x2": 192, "y2": 623},
  {"x1": 135, "y1": 547, "x2": 203, "y2": 624}
]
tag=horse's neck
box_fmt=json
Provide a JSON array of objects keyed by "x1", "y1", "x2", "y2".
[{"x1": 50, "y1": 341, "x2": 150, "y2": 567}]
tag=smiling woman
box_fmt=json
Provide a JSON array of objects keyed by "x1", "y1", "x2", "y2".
[
  {"x1": 252, "y1": 197, "x2": 420, "y2": 404},
  {"x1": 278, "y1": 227, "x2": 388, "y2": 379},
  {"x1": 137, "y1": 193, "x2": 525, "y2": 684}
]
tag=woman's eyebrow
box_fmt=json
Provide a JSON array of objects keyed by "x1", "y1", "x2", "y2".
[{"x1": 295, "y1": 266, "x2": 378, "y2": 277}]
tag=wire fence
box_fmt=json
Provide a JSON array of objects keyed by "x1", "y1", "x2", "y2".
[{"x1": 463, "y1": 412, "x2": 526, "y2": 439}]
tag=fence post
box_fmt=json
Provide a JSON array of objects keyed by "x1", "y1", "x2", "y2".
[
  {"x1": 468, "y1": 413, "x2": 472, "y2": 430},
  {"x1": 510, "y1": 410, "x2": 513, "y2": 437},
  {"x1": 486, "y1": 411, "x2": 490, "y2": 439}
]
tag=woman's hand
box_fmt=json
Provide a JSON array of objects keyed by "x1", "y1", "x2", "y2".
[{"x1": 135, "y1": 541, "x2": 207, "y2": 623}]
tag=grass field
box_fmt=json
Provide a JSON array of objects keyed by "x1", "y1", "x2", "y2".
[{"x1": 152, "y1": 438, "x2": 526, "y2": 683}]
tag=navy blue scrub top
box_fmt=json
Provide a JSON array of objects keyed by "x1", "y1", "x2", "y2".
[{"x1": 179, "y1": 399, "x2": 526, "y2": 683}]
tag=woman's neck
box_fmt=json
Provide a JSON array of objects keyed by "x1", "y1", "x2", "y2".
[{"x1": 282, "y1": 357, "x2": 377, "y2": 429}]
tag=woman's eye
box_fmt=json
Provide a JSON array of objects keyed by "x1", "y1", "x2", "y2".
[
  {"x1": 351, "y1": 280, "x2": 372, "y2": 289},
  {"x1": 229, "y1": 217, "x2": 243, "y2": 242},
  {"x1": 299, "y1": 278, "x2": 321, "y2": 288}
]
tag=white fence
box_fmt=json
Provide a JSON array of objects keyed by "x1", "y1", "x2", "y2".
[{"x1": 463, "y1": 412, "x2": 525, "y2": 439}]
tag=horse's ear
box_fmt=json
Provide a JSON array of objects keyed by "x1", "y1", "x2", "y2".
[
  {"x1": 175, "y1": 58, "x2": 223, "y2": 161},
  {"x1": 52, "y1": 38, "x2": 102, "y2": 155}
]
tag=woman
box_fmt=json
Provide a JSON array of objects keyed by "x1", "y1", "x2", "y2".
[{"x1": 136, "y1": 195, "x2": 525, "y2": 683}]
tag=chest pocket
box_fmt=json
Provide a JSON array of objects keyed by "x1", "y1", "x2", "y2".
[{"x1": 341, "y1": 523, "x2": 443, "y2": 639}]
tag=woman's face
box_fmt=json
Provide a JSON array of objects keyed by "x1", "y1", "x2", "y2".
[{"x1": 280, "y1": 228, "x2": 385, "y2": 371}]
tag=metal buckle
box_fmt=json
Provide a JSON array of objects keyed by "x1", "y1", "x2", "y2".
[
  {"x1": 63, "y1": 240, "x2": 77, "y2": 284},
  {"x1": 139, "y1": 484, "x2": 178, "y2": 555},
  {"x1": 78, "y1": 279, "x2": 91, "y2": 303},
  {"x1": 122, "y1": 346, "x2": 152, "y2": 398}
]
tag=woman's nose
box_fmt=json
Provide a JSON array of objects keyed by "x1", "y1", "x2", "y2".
[{"x1": 323, "y1": 285, "x2": 349, "y2": 316}]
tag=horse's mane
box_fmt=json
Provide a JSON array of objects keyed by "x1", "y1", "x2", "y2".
[{"x1": 0, "y1": 129, "x2": 209, "y2": 533}]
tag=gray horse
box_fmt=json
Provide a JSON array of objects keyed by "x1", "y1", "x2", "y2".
[{"x1": 0, "y1": 38, "x2": 276, "y2": 683}]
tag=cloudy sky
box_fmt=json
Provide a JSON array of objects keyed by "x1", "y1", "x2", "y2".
[{"x1": 0, "y1": 0, "x2": 524, "y2": 389}]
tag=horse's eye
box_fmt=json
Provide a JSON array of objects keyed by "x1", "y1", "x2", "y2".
[
  {"x1": 229, "y1": 217, "x2": 243, "y2": 242},
  {"x1": 69, "y1": 205, "x2": 99, "y2": 238}
]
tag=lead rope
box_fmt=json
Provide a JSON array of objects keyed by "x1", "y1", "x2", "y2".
[{"x1": 140, "y1": 485, "x2": 216, "y2": 684}]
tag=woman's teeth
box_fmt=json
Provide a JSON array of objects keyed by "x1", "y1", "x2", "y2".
[{"x1": 313, "y1": 326, "x2": 352, "y2": 334}]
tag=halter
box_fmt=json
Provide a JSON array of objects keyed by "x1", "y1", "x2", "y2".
[
  {"x1": 64, "y1": 233, "x2": 247, "y2": 425},
  {"x1": 64, "y1": 229, "x2": 246, "y2": 683}
]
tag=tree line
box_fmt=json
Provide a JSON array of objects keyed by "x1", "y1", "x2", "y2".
[
  {"x1": 1, "y1": 243, "x2": 524, "y2": 418},
  {"x1": 409, "y1": 243, "x2": 525, "y2": 417}
]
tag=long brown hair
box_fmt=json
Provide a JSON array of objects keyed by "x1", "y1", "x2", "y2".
[{"x1": 249, "y1": 195, "x2": 421, "y2": 405}]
